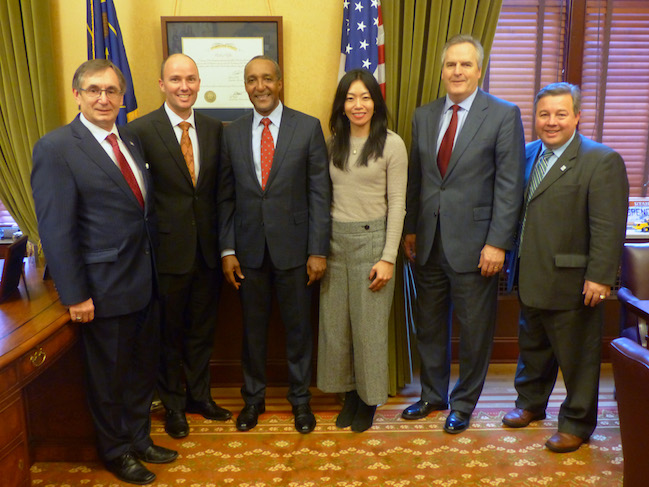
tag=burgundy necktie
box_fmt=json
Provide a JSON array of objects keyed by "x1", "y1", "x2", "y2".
[
  {"x1": 178, "y1": 121, "x2": 196, "y2": 186},
  {"x1": 260, "y1": 118, "x2": 274, "y2": 190},
  {"x1": 437, "y1": 104, "x2": 460, "y2": 178},
  {"x1": 106, "y1": 133, "x2": 144, "y2": 208}
]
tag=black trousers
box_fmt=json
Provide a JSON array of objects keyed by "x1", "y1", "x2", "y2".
[
  {"x1": 238, "y1": 246, "x2": 313, "y2": 406},
  {"x1": 157, "y1": 248, "x2": 221, "y2": 410},
  {"x1": 81, "y1": 299, "x2": 160, "y2": 461}
]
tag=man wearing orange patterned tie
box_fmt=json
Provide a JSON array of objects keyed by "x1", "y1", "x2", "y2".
[
  {"x1": 32, "y1": 59, "x2": 177, "y2": 484},
  {"x1": 129, "y1": 53, "x2": 231, "y2": 440},
  {"x1": 218, "y1": 56, "x2": 331, "y2": 433},
  {"x1": 402, "y1": 35, "x2": 525, "y2": 434}
]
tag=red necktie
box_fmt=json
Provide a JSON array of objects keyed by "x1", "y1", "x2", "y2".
[
  {"x1": 106, "y1": 133, "x2": 144, "y2": 208},
  {"x1": 260, "y1": 118, "x2": 274, "y2": 190},
  {"x1": 178, "y1": 121, "x2": 196, "y2": 186},
  {"x1": 437, "y1": 104, "x2": 460, "y2": 178}
]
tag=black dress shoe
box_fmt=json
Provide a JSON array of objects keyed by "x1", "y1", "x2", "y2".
[
  {"x1": 236, "y1": 403, "x2": 265, "y2": 431},
  {"x1": 165, "y1": 409, "x2": 189, "y2": 438},
  {"x1": 186, "y1": 399, "x2": 233, "y2": 421},
  {"x1": 292, "y1": 403, "x2": 316, "y2": 434},
  {"x1": 444, "y1": 410, "x2": 471, "y2": 434},
  {"x1": 134, "y1": 444, "x2": 179, "y2": 464},
  {"x1": 105, "y1": 452, "x2": 155, "y2": 485},
  {"x1": 401, "y1": 400, "x2": 448, "y2": 420}
]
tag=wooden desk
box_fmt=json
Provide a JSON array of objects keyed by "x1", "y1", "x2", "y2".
[
  {"x1": 0, "y1": 261, "x2": 82, "y2": 486},
  {"x1": 0, "y1": 239, "x2": 13, "y2": 259}
]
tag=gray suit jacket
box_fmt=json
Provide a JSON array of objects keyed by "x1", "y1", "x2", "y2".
[
  {"x1": 405, "y1": 89, "x2": 525, "y2": 272},
  {"x1": 128, "y1": 106, "x2": 222, "y2": 274},
  {"x1": 518, "y1": 135, "x2": 629, "y2": 310},
  {"x1": 217, "y1": 106, "x2": 331, "y2": 270},
  {"x1": 31, "y1": 116, "x2": 157, "y2": 317}
]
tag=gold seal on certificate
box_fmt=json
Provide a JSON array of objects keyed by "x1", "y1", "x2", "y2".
[{"x1": 204, "y1": 90, "x2": 216, "y2": 103}]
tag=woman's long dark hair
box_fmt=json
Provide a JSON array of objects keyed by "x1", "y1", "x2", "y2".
[{"x1": 329, "y1": 69, "x2": 388, "y2": 170}]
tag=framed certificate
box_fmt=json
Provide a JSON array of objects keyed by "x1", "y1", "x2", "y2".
[{"x1": 162, "y1": 16, "x2": 283, "y2": 122}]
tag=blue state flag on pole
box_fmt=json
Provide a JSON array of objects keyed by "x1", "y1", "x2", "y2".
[
  {"x1": 339, "y1": 0, "x2": 386, "y2": 98},
  {"x1": 87, "y1": 0, "x2": 138, "y2": 124}
]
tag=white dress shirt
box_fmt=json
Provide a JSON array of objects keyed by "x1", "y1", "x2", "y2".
[
  {"x1": 80, "y1": 113, "x2": 146, "y2": 199},
  {"x1": 251, "y1": 102, "x2": 283, "y2": 185},
  {"x1": 164, "y1": 103, "x2": 201, "y2": 179},
  {"x1": 436, "y1": 88, "x2": 479, "y2": 154}
]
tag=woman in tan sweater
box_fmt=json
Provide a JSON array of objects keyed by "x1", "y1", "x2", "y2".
[{"x1": 317, "y1": 69, "x2": 407, "y2": 432}]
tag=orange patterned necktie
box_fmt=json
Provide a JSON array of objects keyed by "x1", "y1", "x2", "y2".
[
  {"x1": 260, "y1": 118, "x2": 274, "y2": 190},
  {"x1": 179, "y1": 121, "x2": 196, "y2": 186},
  {"x1": 105, "y1": 133, "x2": 144, "y2": 208}
]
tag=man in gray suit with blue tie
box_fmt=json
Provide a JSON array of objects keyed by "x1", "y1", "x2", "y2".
[
  {"x1": 402, "y1": 35, "x2": 525, "y2": 433},
  {"x1": 502, "y1": 83, "x2": 628, "y2": 453},
  {"x1": 218, "y1": 56, "x2": 331, "y2": 434}
]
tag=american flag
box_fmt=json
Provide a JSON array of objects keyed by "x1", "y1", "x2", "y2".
[{"x1": 339, "y1": 0, "x2": 386, "y2": 97}]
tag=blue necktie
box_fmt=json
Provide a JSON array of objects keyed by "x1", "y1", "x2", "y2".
[{"x1": 520, "y1": 149, "x2": 554, "y2": 245}]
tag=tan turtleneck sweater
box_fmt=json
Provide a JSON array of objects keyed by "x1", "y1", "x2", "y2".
[{"x1": 329, "y1": 129, "x2": 408, "y2": 263}]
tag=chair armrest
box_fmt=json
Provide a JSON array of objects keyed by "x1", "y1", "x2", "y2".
[{"x1": 618, "y1": 287, "x2": 649, "y2": 322}]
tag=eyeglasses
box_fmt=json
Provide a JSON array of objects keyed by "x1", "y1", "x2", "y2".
[{"x1": 79, "y1": 87, "x2": 124, "y2": 100}]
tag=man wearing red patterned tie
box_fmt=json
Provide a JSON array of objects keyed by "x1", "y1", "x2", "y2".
[
  {"x1": 129, "y1": 54, "x2": 231, "y2": 441},
  {"x1": 31, "y1": 59, "x2": 176, "y2": 485},
  {"x1": 218, "y1": 56, "x2": 331, "y2": 434},
  {"x1": 402, "y1": 35, "x2": 525, "y2": 434}
]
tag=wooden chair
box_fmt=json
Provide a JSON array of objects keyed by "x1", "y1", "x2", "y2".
[
  {"x1": 617, "y1": 242, "x2": 649, "y2": 346},
  {"x1": 0, "y1": 234, "x2": 29, "y2": 302}
]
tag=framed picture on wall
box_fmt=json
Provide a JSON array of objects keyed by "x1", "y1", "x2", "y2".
[
  {"x1": 627, "y1": 197, "x2": 649, "y2": 238},
  {"x1": 161, "y1": 16, "x2": 283, "y2": 122}
]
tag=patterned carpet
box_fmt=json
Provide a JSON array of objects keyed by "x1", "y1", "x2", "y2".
[{"x1": 31, "y1": 404, "x2": 622, "y2": 486}]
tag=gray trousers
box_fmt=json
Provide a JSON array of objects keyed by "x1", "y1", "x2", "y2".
[
  {"x1": 317, "y1": 219, "x2": 394, "y2": 405},
  {"x1": 515, "y1": 303, "x2": 602, "y2": 440},
  {"x1": 414, "y1": 228, "x2": 498, "y2": 414}
]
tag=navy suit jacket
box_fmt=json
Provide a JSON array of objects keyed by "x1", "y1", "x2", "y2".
[
  {"x1": 217, "y1": 106, "x2": 330, "y2": 270},
  {"x1": 405, "y1": 89, "x2": 526, "y2": 272},
  {"x1": 128, "y1": 106, "x2": 222, "y2": 274},
  {"x1": 31, "y1": 115, "x2": 157, "y2": 317}
]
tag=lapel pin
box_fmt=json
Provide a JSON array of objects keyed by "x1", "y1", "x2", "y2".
[
  {"x1": 129, "y1": 141, "x2": 134, "y2": 146},
  {"x1": 145, "y1": 163, "x2": 150, "y2": 169},
  {"x1": 560, "y1": 165, "x2": 566, "y2": 171}
]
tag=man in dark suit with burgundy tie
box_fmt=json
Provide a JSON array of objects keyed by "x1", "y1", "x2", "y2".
[
  {"x1": 129, "y1": 53, "x2": 231, "y2": 440},
  {"x1": 218, "y1": 55, "x2": 330, "y2": 433},
  {"x1": 31, "y1": 59, "x2": 177, "y2": 485},
  {"x1": 402, "y1": 34, "x2": 525, "y2": 433}
]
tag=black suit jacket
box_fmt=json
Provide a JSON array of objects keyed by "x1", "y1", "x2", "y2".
[
  {"x1": 217, "y1": 106, "x2": 330, "y2": 270},
  {"x1": 518, "y1": 134, "x2": 629, "y2": 309},
  {"x1": 31, "y1": 115, "x2": 157, "y2": 317},
  {"x1": 128, "y1": 106, "x2": 222, "y2": 274}
]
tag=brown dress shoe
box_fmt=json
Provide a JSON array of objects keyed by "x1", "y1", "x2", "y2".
[
  {"x1": 545, "y1": 432, "x2": 586, "y2": 453},
  {"x1": 502, "y1": 408, "x2": 546, "y2": 428}
]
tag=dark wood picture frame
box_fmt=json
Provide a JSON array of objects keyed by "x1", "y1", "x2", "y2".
[{"x1": 161, "y1": 16, "x2": 283, "y2": 122}]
